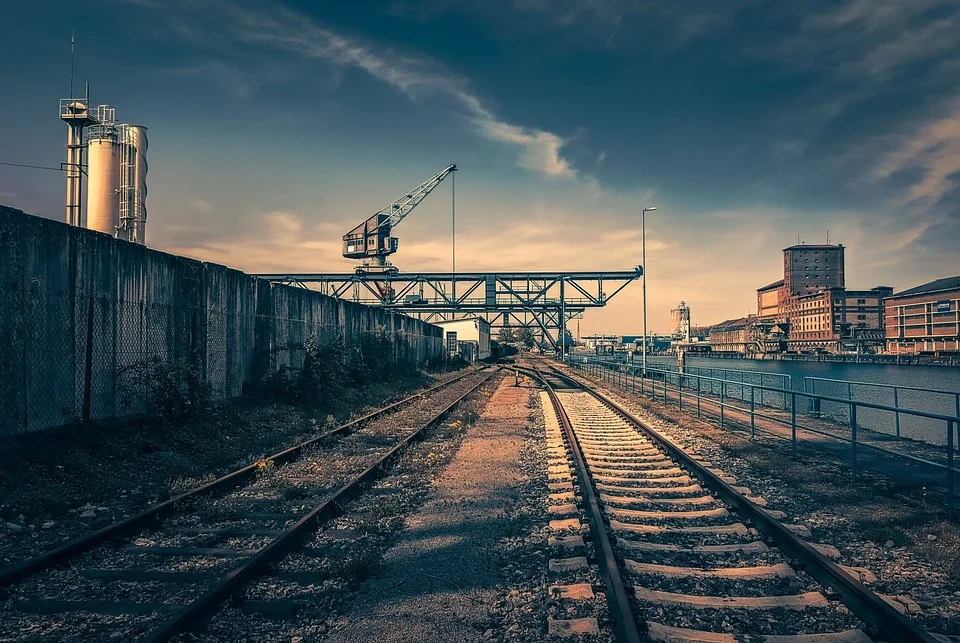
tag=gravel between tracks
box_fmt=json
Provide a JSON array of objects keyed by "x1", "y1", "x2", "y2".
[
  {"x1": 0, "y1": 371, "x2": 463, "y2": 567},
  {"x1": 0, "y1": 370, "x2": 488, "y2": 642}
]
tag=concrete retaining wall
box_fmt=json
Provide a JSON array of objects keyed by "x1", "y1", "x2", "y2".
[{"x1": 0, "y1": 206, "x2": 443, "y2": 435}]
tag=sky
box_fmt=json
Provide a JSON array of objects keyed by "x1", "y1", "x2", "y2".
[{"x1": 1, "y1": 0, "x2": 958, "y2": 334}]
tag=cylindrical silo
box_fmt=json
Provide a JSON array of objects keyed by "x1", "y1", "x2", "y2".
[
  {"x1": 130, "y1": 125, "x2": 148, "y2": 244},
  {"x1": 117, "y1": 124, "x2": 149, "y2": 244},
  {"x1": 86, "y1": 125, "x2": 120, "y2": 235}
]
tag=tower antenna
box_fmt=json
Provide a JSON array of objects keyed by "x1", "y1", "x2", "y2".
[{"x1": 69, "y1": 30, "x2": 75, "y2": 98}]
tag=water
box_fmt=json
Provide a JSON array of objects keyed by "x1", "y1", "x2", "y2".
[{"x1": 584, "y1": 353, "x2": 960, "y2": 446}]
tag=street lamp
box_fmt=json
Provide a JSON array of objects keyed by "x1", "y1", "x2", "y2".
[{"x1": 641, "y1": 206, "x2": 658, "y2": 377}]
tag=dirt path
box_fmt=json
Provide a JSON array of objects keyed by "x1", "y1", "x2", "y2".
[{"x1": 322, "y1": 376, "x2": 531, "y2": 643}]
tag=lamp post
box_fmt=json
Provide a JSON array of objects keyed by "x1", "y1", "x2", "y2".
[{"x1": 641, "y1": 206, "x2": 657, "y2": 377}]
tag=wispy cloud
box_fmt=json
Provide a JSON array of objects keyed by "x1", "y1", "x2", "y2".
[
  {"x1": 130, "y1": 0, "x2": 577, "y2": 179},
  {"x1": 874, "y1": 99, "x2": 960, "y2": 206}
]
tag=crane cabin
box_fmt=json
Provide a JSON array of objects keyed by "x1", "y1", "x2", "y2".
[{"x1": 341, "y1": 164, "x2": 457, "y2": 275}]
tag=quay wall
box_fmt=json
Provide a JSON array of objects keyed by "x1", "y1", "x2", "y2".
[{"x1": 0, "y1": 206, "x2": 443, "y2": 436}]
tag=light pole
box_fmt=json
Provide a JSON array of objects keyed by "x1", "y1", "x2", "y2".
[{"x1": 641, "y1": 206, "x2": 657, "y2": 377}]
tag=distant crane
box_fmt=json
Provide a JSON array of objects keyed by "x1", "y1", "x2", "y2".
[{"x1": 341, "y1": 164, "x2": 457, "y2": 275}]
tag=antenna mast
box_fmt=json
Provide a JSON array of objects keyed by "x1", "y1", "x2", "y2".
[{"x1": 69, "y1": 30, "x2": 75, "y2": 98}]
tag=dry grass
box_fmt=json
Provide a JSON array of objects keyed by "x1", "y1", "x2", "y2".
[{"x1": 0, "y1": 372, "x2": 439, "y2": 523}]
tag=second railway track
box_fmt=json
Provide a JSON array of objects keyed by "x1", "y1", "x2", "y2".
[
  {"x1": 525, "y1": 360, "x2": 939, "y2": 643},
  {"x1": 0, "y1": 367, "x2": 495, "y2": 642}
]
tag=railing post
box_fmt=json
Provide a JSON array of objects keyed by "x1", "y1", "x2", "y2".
[
  {"x1": 678, "y1": 374, "x2": 683, "y2": 410},
  {"x1": 750, "y1": 386, "x2": 756, "y2": 439},
  {"x1": 696, "y1": 377, "x2": 701, "y2": 419},
  {"x1": 720, "y1": 382, "x2": 725, "y2": 429},
  {"x1": 948, "y1": 420, "x2": 956, "y2": 521},
  {"x1": 894, "y1": 387, "x2": 901, "y2": 438},
  {"x1": 791, "y1": 393, "x2": 797, "y2": 459},
  {"x1": 663, "y1": 373, "x2": 668, "y2": 404},
  {"x1": 851, "y1": 404, "x2": 858, "y2": 481}
]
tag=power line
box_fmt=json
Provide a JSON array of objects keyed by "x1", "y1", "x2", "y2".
[{"x1": 0, "y1": 161, "x2": 64, "y2": 172}]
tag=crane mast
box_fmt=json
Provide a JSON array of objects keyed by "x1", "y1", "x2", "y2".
[{"x1": 342, "y1": 164, "x2": 457, "y2": 275}]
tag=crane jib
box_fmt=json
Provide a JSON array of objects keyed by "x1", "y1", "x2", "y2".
[{"x1": 341, "y1": 164, "x2": 457, "y2": 274}]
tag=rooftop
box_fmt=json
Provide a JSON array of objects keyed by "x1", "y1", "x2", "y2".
[
  {"x1": 889, "y1": 276, "x2": 960, "y2": 299},
  {"x1": 783, "y1": 243, "x2": 843, "y2": 251},
  {"x1": 757, "y1": 278, "x2": 785, "y2": 292}
]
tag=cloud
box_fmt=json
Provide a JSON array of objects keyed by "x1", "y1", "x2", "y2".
[
  {"x1": 873, "y1": 100, "x2": 960, "y2": 206},
  {"x1": 130, "y1": 0, "x2": 576, "y2": 180},
  {"x1": 187, "y1": 198, "x2": 216, "y2": 215}
]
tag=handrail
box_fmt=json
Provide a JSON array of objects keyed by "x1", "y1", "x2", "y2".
[
  {"x1": 580, "y1": 358, "x2": 960, "y2": 424},
  {"x1": 805, "y1": 376, "x2": 960, "y2": 397}
]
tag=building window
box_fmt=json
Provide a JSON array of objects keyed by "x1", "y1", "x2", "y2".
[{"x1": 857, "y1": 314, "x2": 866, "y2": 320}]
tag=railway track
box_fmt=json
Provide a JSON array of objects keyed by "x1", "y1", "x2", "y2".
[
  {"x1": 0, "y1": 367, "x2": 495, "y2": 642},
  {"x1": 524, "y1": 360, "x2": 938, "y2": 643}
]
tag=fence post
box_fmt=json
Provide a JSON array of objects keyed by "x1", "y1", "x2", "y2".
[
  {"x1": 720, "y1": 382, "x2": 725, "y2": 429},
  {"x1": 949, "y1": 420, "x2": 956, "y2": 521},
  {"x1": 678, "y1": 374, "x2": 683, "y2": 410},
  {"x1": 894, "y1": 387, "x2": 901, "y2": 438},
  {"x1": 851, "y1": 404, "x2": 858, "y2": 481},
  {"x1": 696, "y1": 377, "x2": 701, "y2": 419},
  {"x1": 81, "y1": 294, "x2": 95, "y2": 426},
  {"x1": 663, "y1": 373, "x2": 668, "y2": 404},
  {"x1": 791, "y1": 393, "x2": 797, "y2": 459},
  {"x1": 750, "y1": 386, "x2": 756, "y2": 439}
]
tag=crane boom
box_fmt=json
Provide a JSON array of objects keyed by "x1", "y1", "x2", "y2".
[
  {"x1": 342, "y1": 164, "x2": 457, "y2": 275},
  {"x1": 376, "y1": 164, "x2": 457, "y2": 230}
]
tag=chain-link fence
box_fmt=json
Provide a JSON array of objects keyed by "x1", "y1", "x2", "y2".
[{"x1": 0, "y1": 208, "x2": 443, "y2": 436}]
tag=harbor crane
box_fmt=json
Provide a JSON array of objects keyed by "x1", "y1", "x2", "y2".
[{"x1": 341, "y1": 164, "x2": 457, "y2": 275}]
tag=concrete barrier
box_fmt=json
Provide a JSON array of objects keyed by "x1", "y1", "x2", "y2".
[{"x1": 0, "y1": 206, "x2": 443, "y2": 435}]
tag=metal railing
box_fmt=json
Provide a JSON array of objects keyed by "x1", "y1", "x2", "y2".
[
  {"x1": 805, "y1": 376, "x2": 960, "y2": 441},
  {"x1": 568, "y1": 357, "x2": 960, "y2": 518}
]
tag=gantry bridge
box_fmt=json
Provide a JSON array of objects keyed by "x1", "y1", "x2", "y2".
[{"x1": 254, "y1": 270, "x2": 642, "y2": 349}]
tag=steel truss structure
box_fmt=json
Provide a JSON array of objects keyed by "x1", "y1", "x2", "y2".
[{"x1": 254, "y1": 270, "x2": 642, "y2": 349}]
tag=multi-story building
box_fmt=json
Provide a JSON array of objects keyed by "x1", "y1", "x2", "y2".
[
  {"x1": 884, "y1": 276, "x2": 960, "y2": 355},
  {"x1": 788, "y1": 286, "x2": 892, "y2": 353},
  {"x1": 783, "y1": 244, "x2": 845, "y2": 296},
  {"x1": 708, "y1": 316, "x2": 758, "y2": 355},
  {"x1": 755, "y1": 243, "x2": 890, "y2": 353}
]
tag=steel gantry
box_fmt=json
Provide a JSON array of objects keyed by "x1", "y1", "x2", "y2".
[{"x1": 254, "y1": 270, "x2": 642, "y2": 349}]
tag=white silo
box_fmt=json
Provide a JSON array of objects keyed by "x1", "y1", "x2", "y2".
[
  {"x1": 86, "y1": 123, "x2": 121, "y2": 235},
  {"x1": 118, "y1": 124, "x2": 148, "y2": 244}
]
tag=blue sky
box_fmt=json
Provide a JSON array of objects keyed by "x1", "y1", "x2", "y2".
[{"x1": 1, "y1": 0, "x2": 958, "y2": 333}]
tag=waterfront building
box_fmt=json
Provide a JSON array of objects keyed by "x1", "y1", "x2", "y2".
[
  {"x1": 787, "y1": 286, "x2": 892, "y2": 353},
  {"x1": 884, "y1": 276, "x2": 960, "y2": 355},
  {"x1": 754, "y1": 244, "x2": 890, "y2": 354},
  {"x1": 707, "y1": 316, "x2": 758, "y2": 355}
]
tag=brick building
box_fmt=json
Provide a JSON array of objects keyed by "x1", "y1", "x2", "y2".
[
  {"x1": 788, "y1": 286, "x2": 892, "y2": 353},
  {"x1": 884, "y1": 276, "x2": 960, "y2": 355},
  {"x1": 755, "y1": 243, "x2": 890, "y2": 354},
  {"x1": 707, "y1": 316, "x2": 758, "y2": 355}
]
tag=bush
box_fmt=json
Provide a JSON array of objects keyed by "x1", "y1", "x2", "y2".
[{"x1": 119, "y1": 357, "x2": 211, "y2": 424}]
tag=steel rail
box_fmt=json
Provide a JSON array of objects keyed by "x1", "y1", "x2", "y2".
[
  {"x1": 0, "y1": 369, "x2": 480, "y2": 588},
  {"x1": 141, "y1": 367, "x2": 498, "y2": 642},
  {"x1": 529, "y1": 364, "x2": 642, "y2": 643},
  {"x1": 543, "y1": 362, "x2": 938, "y2": 643}
]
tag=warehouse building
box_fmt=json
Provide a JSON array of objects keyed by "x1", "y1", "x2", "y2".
[
  {"x1": 884, "y1": 276, "x2": 960, "y2": 355},
  {"x1": 435, "y1": 317, "x2": 491, "y2": 362}
]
